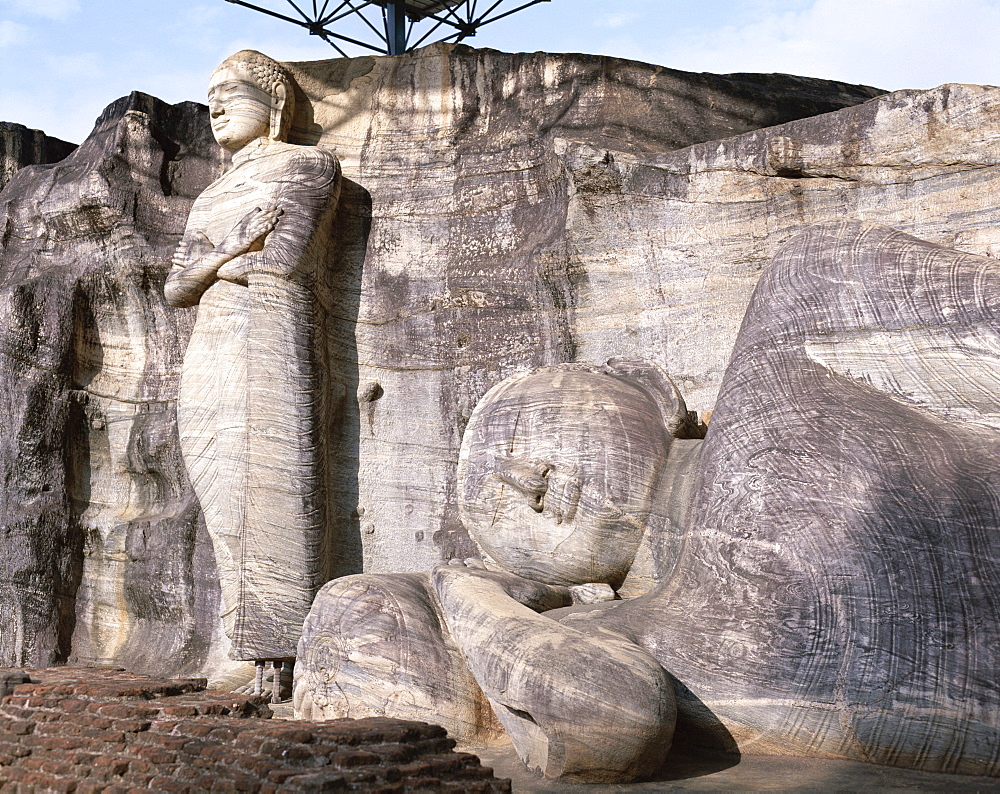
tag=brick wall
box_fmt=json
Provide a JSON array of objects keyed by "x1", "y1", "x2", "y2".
[{"x1": 0, "y1": 667, "x2": 509, "y2": 792}]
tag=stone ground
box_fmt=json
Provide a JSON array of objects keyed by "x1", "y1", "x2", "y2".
[
  {"x1": 0, "y1": 667, "x2": 509, "y2": 792},
  {"x1": 457, "y1": 741, "x2": 1000, "y2": 792}
]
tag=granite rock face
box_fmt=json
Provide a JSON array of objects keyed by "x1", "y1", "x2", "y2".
[
  {"x1": 0, "y1": 122, "x2": 76, "y2": 192},
  {"x1": 281, "y1": 44, "x2": 886, "y2": 578},
  {"x1": 0, "y1": 92, "x2": 226, "y2": 670},
  {"x1": 279, "y1": 48, "x2": 1000, "y2": 579},
  {"x1": 6, "y1": 43, "x2": 994, "y2": 675}
]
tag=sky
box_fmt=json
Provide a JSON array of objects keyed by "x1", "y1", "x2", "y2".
[{"x1": 2, "y1": 0, "x2": 1000, "y2": 144}]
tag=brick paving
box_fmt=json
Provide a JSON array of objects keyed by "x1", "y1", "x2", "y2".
[{"x1": 0, "y1": 667, "x2": 509, "y2": 793}]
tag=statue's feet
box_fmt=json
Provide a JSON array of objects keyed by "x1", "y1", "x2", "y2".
[{"x1": 293, "y1": 573, "x2": 502, "y2": 741}]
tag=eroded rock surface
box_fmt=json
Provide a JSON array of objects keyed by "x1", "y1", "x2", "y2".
[
  {"x1": 0, "y1": 121, "x2": 76, "y2": 192},
  {"x1": 296, "y1": 222, "x2": 1000, "y2": 781},
  {"x1": 3, "y1": 45, "x2": 996, "y2": 682},
  {"x1": 0, "y1": 92, "x2": 225, "y2": 670},
  {"x1": 278, "y1": 49, "x2": 1000, "y2": 579}
]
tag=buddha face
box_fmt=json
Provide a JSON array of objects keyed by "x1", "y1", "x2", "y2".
[
  {"x1": 207, "y1": 63, "x2": 274, "y2": 151},
  {"x1": 458, "y1": 368, "x2": 671, "y2": 588}
]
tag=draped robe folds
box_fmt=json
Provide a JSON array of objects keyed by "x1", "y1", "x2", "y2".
[{"x1": 176, "y1": 141, "x2": 341, "y2": 660}]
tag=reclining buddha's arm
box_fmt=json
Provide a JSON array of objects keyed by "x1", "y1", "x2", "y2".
[{"x1": 432, "y1": 562, "x2": 676, "y2": 783}]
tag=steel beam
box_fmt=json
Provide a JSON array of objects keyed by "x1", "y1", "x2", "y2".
[
  {"x1": 225, "y1": 0, "x2": 551, "y2": 56},
  {"x1": 386, "y1": 1, "x2": 407, "y2": 55}
]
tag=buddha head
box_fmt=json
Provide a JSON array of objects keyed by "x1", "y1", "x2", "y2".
[
  {"x1": 458, "y1": 360, "x2": 687, "y2": 589},
  {"x1": 208, "y1": 50, "x2": 296, "y2": 151}
]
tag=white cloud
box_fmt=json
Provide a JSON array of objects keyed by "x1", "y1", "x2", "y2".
[
  {"x1": 594, "y1": 12, "x2": 640, "y2": 29},
  {"x1": 176, "y1": 2, "x2": 225, "y2": 27},
  {"x1": 162, "y1": 3, "x2": 231, "y2": 55},
  {"x1": 157, "y1": 1, "x2": 337, "y2": 62},
  {"x1": 0, "y1": 0, "x2": 80, "y2": 22},
  {"x1": 659, "y1": 0, "x2": 1000, "y2": 90},
  {"x1": 0, "y1": 19, "x2": 27, "y2": 46}
]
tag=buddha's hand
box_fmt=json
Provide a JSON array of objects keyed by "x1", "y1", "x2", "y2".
[
  {"x1": 432, "y1": 559, "x2": 573, "y2": 614},
  {"x1": 217, "y1": 205, "x2": 283, "y2": 258},
  {"x1": 493, "y1": 454, "x2": 581, "y2": 524},
  {"x1": 171, "y1": 231, "x2": 214, "y2": 269}
]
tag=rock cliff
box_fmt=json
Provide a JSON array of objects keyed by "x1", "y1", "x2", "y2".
[
  {"x1": 0, "y1": 93, "x2": 225, "y2": 670},
  {"x1": 0, "y1": 122, "x2": 76, "y2": 192},
  {"x1": 4, "y1": 43, "x2": 985, "y2": 673}
]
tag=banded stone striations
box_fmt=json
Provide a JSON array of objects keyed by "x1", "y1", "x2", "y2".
[
  {"x1": 295, "y1": 222, "x2": 1000, "y2": 781},
  {"x1": 280, "y1": 44, "x2": 887, "y2": 577},
  {"x1": 12, "y1": 44, "x2": 1000, "y2": 693},
  {"x1": 294, "y1": 362, "x2": 696, "y2": 782},
  {"x1": 166, "y1": 51, "x2": 345, "y2": 661},
  {"x1": 644, "y1": 221, "x2": 1000, "y2": 776},
  {"x1": 0, "y1": 93, "x2": 226, "y2": 671}
]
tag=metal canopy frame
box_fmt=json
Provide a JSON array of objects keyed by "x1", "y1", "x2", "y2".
[{"x1": 224, "y1": 0, "x2": 551, "y2": 57}]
